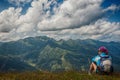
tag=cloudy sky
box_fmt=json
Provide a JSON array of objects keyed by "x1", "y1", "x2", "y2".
[{"x1": 0, "y1": 0, "x2": 120, "y2": 42}]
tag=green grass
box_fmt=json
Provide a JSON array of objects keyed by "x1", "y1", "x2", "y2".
[{"x1": 0, "y1": 71, "x2": 120, "y2": 80}]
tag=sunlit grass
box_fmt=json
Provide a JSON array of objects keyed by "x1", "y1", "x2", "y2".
[{"x1": 0, "y1": 71, "x2": 120, "y2": 80}]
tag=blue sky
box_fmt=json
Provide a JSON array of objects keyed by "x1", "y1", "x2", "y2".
[
  {"x1": 0, "y1": 0, "x2": 32, "y2": 14},
  {"x1": 0, "y1": 0, "x2": 120, "y2": 42},
  {"x1": 101, "y1": 0, "x2": 120, "y2": 22}
]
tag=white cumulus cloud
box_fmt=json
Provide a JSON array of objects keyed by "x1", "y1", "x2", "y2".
[
  {"x1": 0, "y1": 0, "x2": 120, "y2": 42},
  {"x1": 0, "y1": 7, "x2": 22, "y2": 32},
  {"x1": 42, "y1": 19, "x2": 120, "y2": 42},
  {"x1": 38, "y1": 0, "x2": 103, "y2": 31}
]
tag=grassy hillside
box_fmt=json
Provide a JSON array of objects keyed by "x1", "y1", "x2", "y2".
[{"x1": 0, "y1": 71, "x2": 120, "y2": 80}]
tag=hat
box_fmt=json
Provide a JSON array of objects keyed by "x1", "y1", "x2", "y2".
[{"x1": 98, "y1": 46, "x2": 108, "y2": 54}]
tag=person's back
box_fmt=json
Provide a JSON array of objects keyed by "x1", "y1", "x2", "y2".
[{"x1": 89, "y1": 46, "x2": 113, "y2": 75}]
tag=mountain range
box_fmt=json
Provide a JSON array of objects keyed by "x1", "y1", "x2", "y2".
[{"x1": 0, "y1": 36, "x2": 120, "y2": 72}]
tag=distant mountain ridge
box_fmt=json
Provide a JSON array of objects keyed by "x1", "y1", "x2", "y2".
[{"x1": 0, "y1": 36, "x2": 120, "y2": 72}]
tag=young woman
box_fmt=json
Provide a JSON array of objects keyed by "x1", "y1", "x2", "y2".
[{"x1": 89, "y1": 46, "x2": 113, "y2": 75}]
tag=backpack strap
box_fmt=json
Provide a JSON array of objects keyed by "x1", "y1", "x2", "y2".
[{"x1": 99, "y1": 55, "x2": 109, "y2": 61}]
